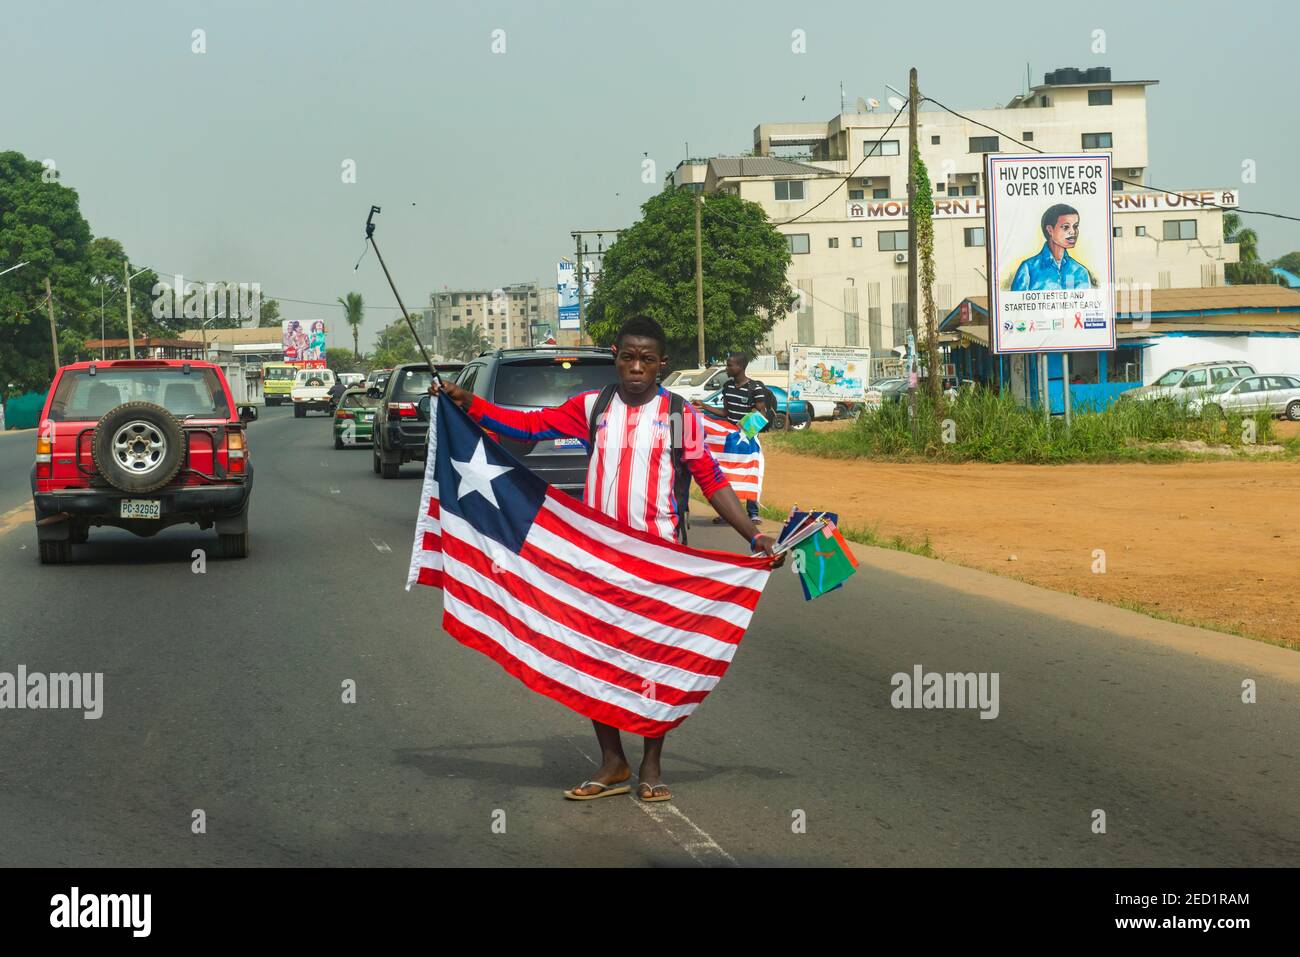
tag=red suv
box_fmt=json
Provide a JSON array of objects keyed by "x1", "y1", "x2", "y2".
[{"x1": 31, "y1": 359, "x2": 254, "y2": 563}]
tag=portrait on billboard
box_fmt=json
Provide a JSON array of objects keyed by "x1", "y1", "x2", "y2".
[
  {"x1": 1008, "y1": 203, "x2": 1097, "y2": 291},
  {"x1": 986, "y1": 153, "x2": 1115, "y2": 354}
]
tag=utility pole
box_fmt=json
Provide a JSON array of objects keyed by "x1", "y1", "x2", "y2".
[
  {"x1": 906, "y1": 66, "x2": 919, "y2": 435},
  {"x1": 124, "y1": 260, "x2": 136, "y2": 359},
  {"x1": 45, "y1": 277, "x2": 59, "y2": 371},
  {"x1": 695, "y1": 191, "x2": 705, "y2": 366},
  {"x1": 574, "y1": 234, "x2": 585, "y2": 345}
]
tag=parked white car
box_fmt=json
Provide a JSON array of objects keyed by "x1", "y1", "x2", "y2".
[
  {"x1": 664, "y1": 366, "x2": 729, "y2": 403},
  {"x1": 1188, "y1": 374, "x2": 1300, "y2": 420},
  {"x1": 1122, "y1": 360, "x2": 1257, "y2": 404}
]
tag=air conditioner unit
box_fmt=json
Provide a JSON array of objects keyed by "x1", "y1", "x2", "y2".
[
  {"x1": 1128, "y1": 168, "x2": 1140, "y2": 176},
  {"x1": 863, "y1": 178, "x2": 873, "y2": 187},
  {"x1": 894, "y1": 252, "x2": 909, "y2": 264}
]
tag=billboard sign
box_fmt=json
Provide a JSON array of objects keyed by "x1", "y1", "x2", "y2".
[
  {"x1": 282, "y1": 319, "x2": 327, "y2": 364},
  {"x1": 986, "y1": 152, "x2": 1115, "y2": 354},
  {"x1": 557, "y1": 261, "x2": 593, "y2": 331},
  {"x1": 788, "y1": 345, "x2": 871, "y2": 402}
]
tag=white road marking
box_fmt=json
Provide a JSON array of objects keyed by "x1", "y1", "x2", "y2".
[
  {"x1": 370, "y1": 538, "x2": 392, "y2": 553},
  {"x1": 329, "y1": 486, "x2": 341, "y2": 495},
  {"x1": 568, "y1": 738, "x2": 737, "y2": 867}
]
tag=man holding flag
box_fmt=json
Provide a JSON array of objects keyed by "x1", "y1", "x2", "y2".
[{"x1": 424, "y1": 316, "x2": 781, "y2": 803}]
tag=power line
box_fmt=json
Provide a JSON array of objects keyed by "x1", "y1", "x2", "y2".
[{"x1": 920, "y1": 94, "x2": 1300, "y2": 225}]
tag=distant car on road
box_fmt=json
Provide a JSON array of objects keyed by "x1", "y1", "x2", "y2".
[
  {"x1": 333, "y1": 388, "x2": 380, "y2": 448},
  {"x1": 442, "y1": 347, "x2": 617, "y2": 495},
  {"x1": 1188, "y1": 374, "x2": 1300, "y2": 420},
  {"x1": 31, "y1": 358, "x2": 254, "y2": 563},
  {"x1": 370, "y1": 362, "x2": 465, "y2": 478},
  {"x1": 290, "y1": 368, "x2": 336, "y2": 417},
  {"x1": 701, "y1": 384, "x2": 811, "y2": 431},
  {"x1": 337, "y1": 372, "x2": 366, "y2": 389}
]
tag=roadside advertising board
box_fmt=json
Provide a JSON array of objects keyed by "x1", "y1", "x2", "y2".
[
  {"x1": 788, "y1": 345, "x2": 871, "y2": 402},
  {"x1": 985, "y1": 152, "x2": 1115, "y2": 354}
]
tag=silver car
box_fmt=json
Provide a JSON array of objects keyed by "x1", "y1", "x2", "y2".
[{"x1": 1189, "y1": 374, "x2": 1300, "y2": 420}]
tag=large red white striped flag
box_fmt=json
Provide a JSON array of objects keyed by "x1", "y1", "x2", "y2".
[
  {"x1": 407, "y1": 393, "x2": 773, "y2": 738},
  {"x1": 700, "y1": 414, "x2": 764, "y2": 502}
]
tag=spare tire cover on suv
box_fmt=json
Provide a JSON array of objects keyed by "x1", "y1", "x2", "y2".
[{"x1": 91, "y1": 401, "x2": 185, "y2": 493}]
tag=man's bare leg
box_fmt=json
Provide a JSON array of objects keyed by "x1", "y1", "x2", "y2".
[
  {"x1": 637, "y1": 734, "x2": 671, "y2": 800},
  {"x1": 567, "y1": 720, "x2": 631, "y2": 797}
]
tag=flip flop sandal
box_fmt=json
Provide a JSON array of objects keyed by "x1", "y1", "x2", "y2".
[
  {"x1": 563, "y1": 780, "x2": 631, "y2": 801},
  {"x1": 636, "y1": 783, "x2": 672, "y2": 803}
]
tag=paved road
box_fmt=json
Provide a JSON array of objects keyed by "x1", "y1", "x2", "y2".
[{"x1": 1, "y1": 410, "x2": 1297, "y2": 867}]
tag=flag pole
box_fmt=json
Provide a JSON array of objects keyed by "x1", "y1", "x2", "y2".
[{"x1": 363, "y1": 206, "x2": 441, "y2": 386}]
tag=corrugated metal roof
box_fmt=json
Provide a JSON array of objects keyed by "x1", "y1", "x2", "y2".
[
  {"x1": 180, "y1": 327, "x2": 286, "y2": 345},
  {"x1": 707, "y1": 157, "x2": 839, "y2": 179}
]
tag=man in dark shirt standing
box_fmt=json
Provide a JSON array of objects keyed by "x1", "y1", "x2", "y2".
[{"x1": 705, "y1": 352, "x2": 768, "y2": 527}]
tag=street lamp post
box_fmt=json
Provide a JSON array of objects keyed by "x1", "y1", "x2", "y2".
[{"x1": 123, "y1": 264, "x2": 148, "y2": 359}]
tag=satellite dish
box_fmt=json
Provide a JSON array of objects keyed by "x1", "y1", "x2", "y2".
[
  {"x1": 856, "y1": 97, "x2": 870, "y2": 113},
  {"x1": 886, "y1": 95, "x2": 905, "y2": 112},
  {"x1": 868, "y1": 97, "x2": 880, "y2": 110}
]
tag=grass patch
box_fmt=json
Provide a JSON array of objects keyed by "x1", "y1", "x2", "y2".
[{"x1": 772, "y1": 387, "x2": 1294, "y2": 464}]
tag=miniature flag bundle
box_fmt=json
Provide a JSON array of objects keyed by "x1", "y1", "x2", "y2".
[{"x1": 776, "y1": 509, "x2": 859, "y2": 601}]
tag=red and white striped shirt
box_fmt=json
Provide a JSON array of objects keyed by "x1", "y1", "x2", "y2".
[{"x1": 467, "y1": 387, "x2": 728, "y2": 543}]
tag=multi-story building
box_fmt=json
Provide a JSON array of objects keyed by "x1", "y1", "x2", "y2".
[
  {"x1": 674, "y1": 67, "x2": 1240, "y2": 358},
  {"x1": 426, "y1": 282, "x2": 557, "y2": 357}
]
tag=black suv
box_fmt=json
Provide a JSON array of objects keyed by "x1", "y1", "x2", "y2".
[
  {"x1": 371, "y1": 362, "x2": 464, "y2": 478},
  {"x1": 446, "y1": 347, "x2": 617, "y2": 497}
]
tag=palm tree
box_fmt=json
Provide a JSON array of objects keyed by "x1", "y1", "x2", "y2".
[
  {"x1": 447, "y1": 321, "x2": 489, "y2": 362},
  {"x1": 337, "y1": 292, "x2": 364, "y2": 358},
  {"x1": 1223, "y1": 213, "x2": 1276, "y2": 285}
]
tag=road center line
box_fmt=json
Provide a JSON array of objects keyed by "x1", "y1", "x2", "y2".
[
  {"x1": 568, "y1": 737, "x2": 737, "y2": 867},
  {"x1": 369, "y1": 538, "x2": 392, "y2": 553}
]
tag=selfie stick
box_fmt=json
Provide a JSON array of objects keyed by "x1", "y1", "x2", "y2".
[{"x1": 364, "y1": 205, "x2": 440, "y2": 386}]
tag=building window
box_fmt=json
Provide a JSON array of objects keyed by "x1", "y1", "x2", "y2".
[
  {"x1": 775, "y1": 180, "x2": 805, "y2": 201},
  {"x1": 947, "y1": 186, "x2": 959, "y2": 197},
  {"x1": 961, "y1": 184, "x2": 978, "y2": 196},
  {"x1": 1088, "y1": 89, "x2": 1113, "y2": 106},
  {"x1": 930, "y1": 135, "x2": 940, "y2": 145},
  {"x1": 849, "y1": 189, "x2": 864, "y2": 200},
  {"x1": 867, "y1": 139, "x2": 900, "y2": 157},
  {"x1": 788, "y1": 233, "x2": 810, "y2": 254},
  {"x1": 851, "y1": 236, "x2": 863, "y2": 248},
  {"x1": 1163, "y1": 219, "x2": 1197, "y2": 240},
  {"x1": 1113, "y1": 226, "x2": 1122, "y2": 237},
  {"x1": 1108, "y1": 347, "x2": 1141, "y2": 383},
  {"x1": 1022, "y1": 131, "x2": 1034, "y2": 142},
  {"x1": 828, "y1": 237, "x2": 839, "y2": 248},
  {"x1": 1112, "y1": 179, "x2": 1124, "y2": 192},
  {"x1": 1136, "y1": 226, "x2": 1146, "y2": 237},
  {"x1": 969, "y1": 135, "x2": 999, "y2": 153},
  {"x1": 873, "y1": 188, "x2": 888, "y2": 199},
  {"x1": 878, "y1": 230, "x2": 908, "y2": 252},
  {"x1": 1082, "y1": 132, "x2": 1113, "y2": 149},
  {"x1": 934, "y1": 182, "x2": 944, "y2": 193},
  {"x1": 963, "y1": 227, "x2": 985, "y2": 247}
]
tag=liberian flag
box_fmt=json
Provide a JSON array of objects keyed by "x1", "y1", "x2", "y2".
[
  {"x1": 700, "y1": 414, "x2": 764, "y2": 502},
  {"x1": 407, "y1": 393, "x2": 772, "y2": 738}
]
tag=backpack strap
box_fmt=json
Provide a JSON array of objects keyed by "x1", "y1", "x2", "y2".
[
  {"x1": 586, "y1": 383, "x2": 619, "y2": 451},
  {"x1": 669, "y1": 391, "x2": 691, "y2": 545}
]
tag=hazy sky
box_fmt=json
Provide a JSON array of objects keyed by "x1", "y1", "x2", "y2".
[{"x1": 5, "y1": 0, "x2": 1297, "y2": 348}]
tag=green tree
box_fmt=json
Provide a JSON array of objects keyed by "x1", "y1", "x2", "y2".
[
  {"x1": 0, "y1": 151, "x2": 96, "y2": 389},
  {"x1": 1271, "y1": 251, "x2": 1300, "y2": 277},
  {"x1": 337, "y1": 291, "x2": 364, "y2": 358},
  {"x1": 447, "y1": 320, "x2": 489, "y2": 362},
  {"x1": 586, "y1": 187, "x2": 795, "y2": 368},
  {"x1": 325, "y1": 347, "x2": 363, "y2": 374},
  {"x1": 371, "y1": 317, "x2": 423, "y2": 367},
  {"x1": 911, "y1": 145, "x2": 940, "y2": 400},
  {"x1": 1224, "y1": 213, "x2": 1275, "y2": 285},
  {"x1": 255, "y1": 297, "x2": 281, "y2": 329}
]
